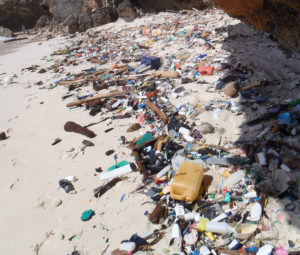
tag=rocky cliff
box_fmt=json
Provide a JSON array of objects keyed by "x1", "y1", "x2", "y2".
[
  {"x1": 0, "y1": 0, "x2": 50, "y2": 31},
  {"x1": 216, "y1": 0, "x2": 300, "y2": 50},
  {"x1": 0, "y1": 0, "x2": 299, "y2": 51}
]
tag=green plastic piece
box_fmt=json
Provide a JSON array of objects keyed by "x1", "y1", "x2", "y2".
[
  {"x1": 289, "y1": 98, "x2": 300, "y2": 108},
  {"x1": 107, "y1": 160, "x2": 130, "y2": 171},
  {"x1": 135, "y1": 133, "x2": 153, "y2": 146},
  {"x1": 222, "y1": 192, "x2": 231, "y2": 203},
  {"x1": 81, "y1": 209, "x2": 94, "y2": 221}
]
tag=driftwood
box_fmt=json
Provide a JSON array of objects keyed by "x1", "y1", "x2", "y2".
[
  {"x1": 146, "y1": 99, "x2": 168, "y2": 124},
  {"x1": 4, "y1": 37, "x2": 28, "y2": 43},
  {"x1": 132, "y1": 150, "x2": 146, "y2": 173},
  {"x1": 66, "y1": 90, "x2": 129, "y2": 107},
  {"x1": 240, "y1": 81, "x2": 261, "y2": 92}
]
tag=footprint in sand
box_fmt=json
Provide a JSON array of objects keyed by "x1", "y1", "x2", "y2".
[
  {"x1": 9, "y1": 178, "x2": 20, "y2": 190},
  {"x1": 11, "y1": 158, "x2": 25, "y2": 167},
  {"x1": 7, "y1": 127, "x2": 14, "y2": 134}
]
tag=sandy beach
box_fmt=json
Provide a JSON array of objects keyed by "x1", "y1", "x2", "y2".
[{"x1": 1, "y1": 9, "x2": 300, "y2": 255}]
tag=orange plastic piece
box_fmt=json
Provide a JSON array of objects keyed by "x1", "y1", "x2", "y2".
[
  {"x1": 142, "y1": 27, "x2": 152, "y2": 34},
  {"x1": 170, "y1": 161, "x2": 204, "y2": 203},
  {"x1": 174, "y1": 63, "x2": 181, "y2": 69},
  {"x1": 112, "y1": 63, "x2": 117, "y2": 69},
  {"x1": 198, "y1": 66, "x2": 214, "y2": 75}
]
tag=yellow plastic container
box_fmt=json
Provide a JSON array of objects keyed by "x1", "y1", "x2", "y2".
[{"x1": 170, "y1": 161, "x2": 204, "y2": 203}]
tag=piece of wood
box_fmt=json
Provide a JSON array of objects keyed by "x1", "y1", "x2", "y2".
[
  {"x1": 133, "y1": 135, "x2": 164, "y2": 151},
  {"x1": 4, "y1": 37, "x2": 28, "y2": 43},
  {"x1": 146, "y1": 99, "x2": 168, "y2": 124},
  {"x1": 58, "y1": 79, "x2": 85, "y2": 86},
  {"x1": 137, "y1": 65, "x2": 151, "y2": 74},
  {"x1": 240, "y1": 81, "x2": 261, "y2": 92},
  {"x1": 132, "y1": 150, "x2": 146, "y2": 174},
  {"x1": 66, "y1": 90, "x2": 129, "y2": 107}
]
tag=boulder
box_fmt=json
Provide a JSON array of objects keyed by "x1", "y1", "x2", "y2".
[
  {"x1": 117, "y1": 0, "x2": 136, "y2": 21},
  {"x1": 223, "y1": 81, "x2": 239, "y2": 98},
  {"x1": 0, "y1": 26, "x2": 13, "y2": 37},
  {"x1": 198, "y1": 123, "x2": 215, "y2": 134},
  {"x1": 0, "y1": 0, "x2": 49, "y2": 31}
]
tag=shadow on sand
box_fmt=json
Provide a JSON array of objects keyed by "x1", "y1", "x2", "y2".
[{"x1": 217, "y1": 21, "x2": 300, "y2": 235}]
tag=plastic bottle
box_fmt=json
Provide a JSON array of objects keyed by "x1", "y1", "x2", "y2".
[
  {"x1": 156, "y1": 165, "x2": 171, "y2": 178},
  {"x1": 119, "y1": 242, "x2": 136, "y2": 252},
  {"x1": 183, "y1": 133, "x2": 195, "y2": 142},
  {"x1": 257, "y1": 244, "x2": 273, "y2": 255},
  {"x1": 179, "y1": 127, "x2": 191, "y2": 135},
  {"x1": 171, "y1": 153, "x2": 185, "y2": 171},
  {"x1": 204, "y1": 221, "x2": 235, "y2": 234},
  {"x1": 249, "y1": 202, "x2": 262, "y2": 221},
  {"x1": 225, "y1": 170, "x2": 245, "y2": 187},
  {"x1": 244, "y1": 190, "x2": 257, "y2": 198},
  {"x1": 170, "y1": 161, "x2": 204, "y2": 203},
  {"x1": 199, "y1": 245, "x2": 211, "y2": 255},
  {"x1": 170, "y1": 223, "x2": 182, "y2": 254},
  {"x1": 184, "y1": 211, "x2": 201, "y2": 221}
]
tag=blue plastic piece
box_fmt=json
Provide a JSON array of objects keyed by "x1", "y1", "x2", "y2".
[
  {"x1": 141, "y1": 56, "x2": 161, "y2": 70},
  {"x1": 278, "y1": 112, "x2": 291, "y2": 125}
]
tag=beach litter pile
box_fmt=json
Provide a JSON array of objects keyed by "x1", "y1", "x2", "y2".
[{"x1": 2, "y1": 8, "x2": 300, "y2": 255}]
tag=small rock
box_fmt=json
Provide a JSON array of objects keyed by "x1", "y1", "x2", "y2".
[
  {"x1": 199, "y1": 123, "x2": 215, "y2": 134},
  {"x1": 0, "y1": 26, "x2": 13, "y2": 37},
  {"x1": 54, "y1": 199, "x2": 62, "y2": 207},
  {"x1": 181, "y1": 77, "x2": 193, "y2": 84},
  {"x1": 82, "y1": 140, "x2": 95, "y2": 146},
  {"x1": 38, "y1": 68, "x2": 47, "y2": 73},
  {"x1": 0, "y1": 132, "x2": 7, "y2": 140},
  {"x1": 223, "y1": 81, "x2": 239, "y2": 97}
]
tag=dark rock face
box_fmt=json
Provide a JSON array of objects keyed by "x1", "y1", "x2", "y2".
[
  {"x1": 0, "y1": 0, "x2": 50, "y2": 31},
  {"x1": 1, "y1": 0, "x2": 300, "y2": 51},
  {"x1": 117, "y1": 0, "x2": 136, "y2": 22},
  {"x1": 216, "y1": 0, "x2": 300, "y2": 51},
  {"x1": 131, "y1": 0, "x2": 214, "y2": 12},
  {"x1": 68, "y1": 7, "x2": 119, "y2": 33},
  {"x1": 0, "y1": 0, "x2": 215, "y2": 33}
]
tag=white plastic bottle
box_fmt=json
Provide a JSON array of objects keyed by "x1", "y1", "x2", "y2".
[
  {"x1": 156, "y1": 165, "x2": 171, "y2": 178},
  {"x1": 184, "y1": 211, "x2": 201, "y2": 221},
  {"x1": 179, "y1": 127, "x2": 190, "y2": 135},
  {"x1": 257, "y1": 244, "x2": 273, "y2": 255},
  {"x1": 170, "y1": 223, "x2": 182, "y2": 254},
  {"x1": 226, "y1": 170, "x2": 245, "y2": 187},
  {"x1": 250, "y1": 202, "x2": 262, "y2": 221},
  {"x1": 205, "y1": 221, "x2": 235, "y2": 234}
]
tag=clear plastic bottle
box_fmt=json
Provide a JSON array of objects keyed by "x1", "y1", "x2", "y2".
[{"x1": 204, "y1": 221, "x2": 235, "y2": 234}]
